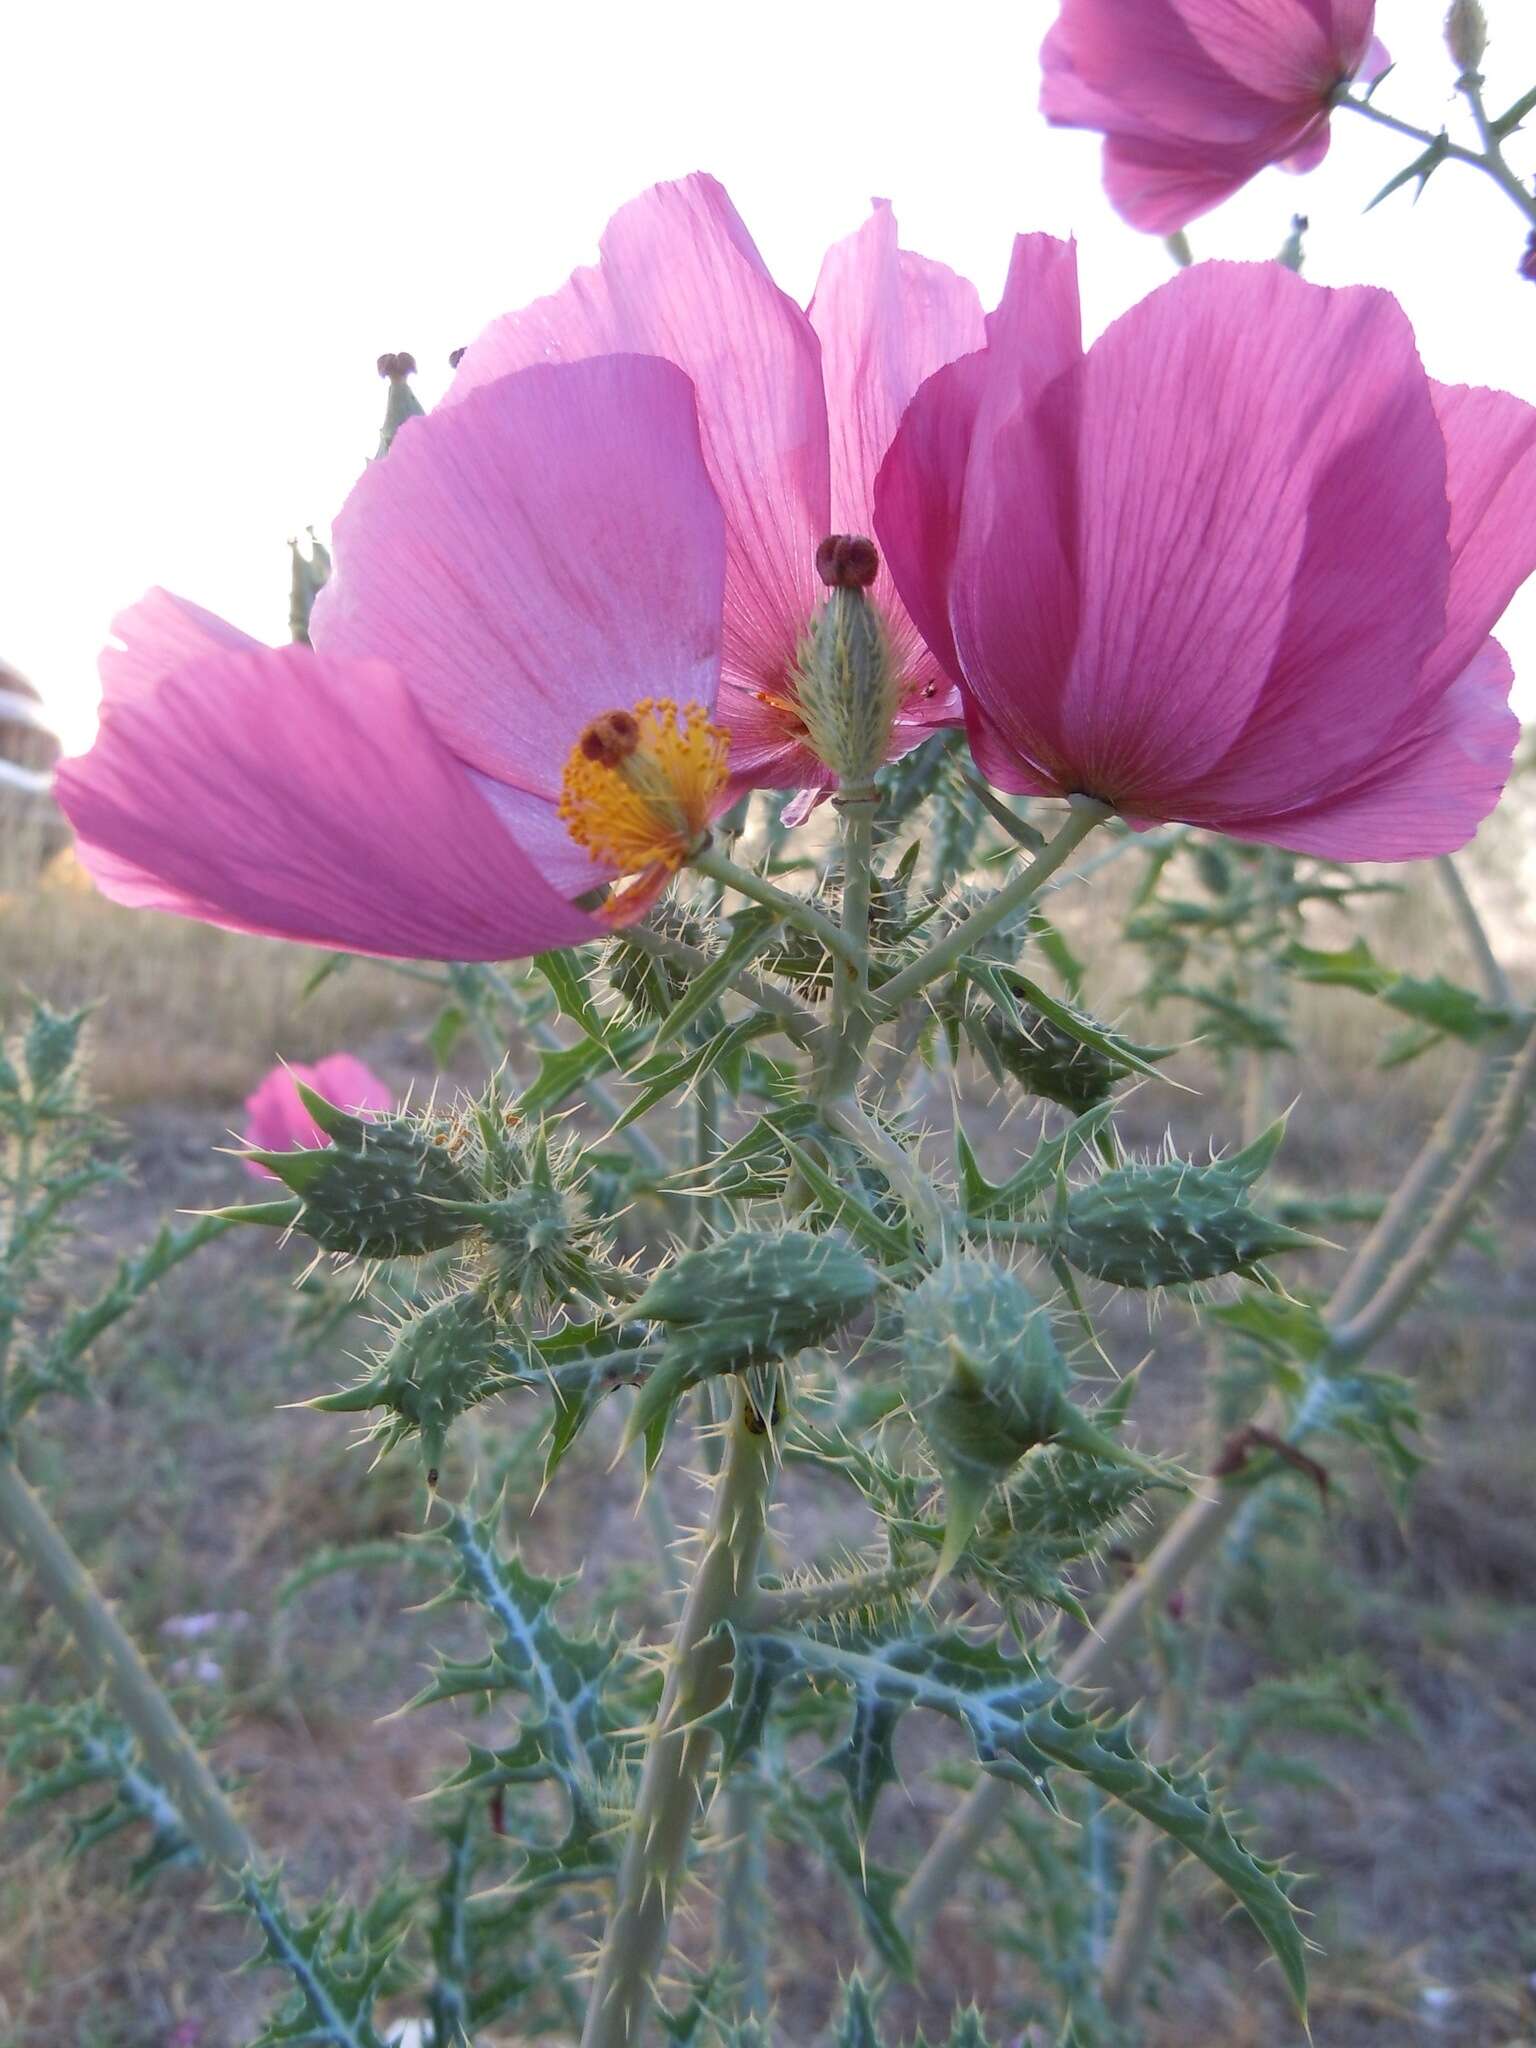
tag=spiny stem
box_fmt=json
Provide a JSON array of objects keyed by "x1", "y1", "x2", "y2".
[
  {"x1": 0, "y1": 1449, "x2": 260, "y2": 1877},
  {"x1": 713, "y1": 1774, "x2": 770, "y2": 2018},
  {"x1": 1338, "y1": 85, "x2": 1536, "y2": 227},
  {"x1": 748, "y1": 1559, "x2": 928, "y2": 1628},
  {"x1": 874, "y1": 797, "x2": 1110, "y2": 1012},
  {"x1": 691, "y1": 844, "x2": 862, "y2": 967},
  {"x1": 580, "y1": 1381, "x2": 778, "y2": 2048},
  {"x1": 823, "y1": 784, "x2": 878, "y2": 1101}
]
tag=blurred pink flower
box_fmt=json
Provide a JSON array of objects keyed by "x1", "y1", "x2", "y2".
[
  {"x1": 447, "y1": 174, "x2": 986, "y2": 806},
  {"x1": 876, "y1": 241, "x2": 1536, "y2": 860},
  {"x1": 241, "y1": 1054, "x2": 392, "y2": 1179},
  {"x1": 1041, "y1": 0, "x2": 1390, "y2": 233},
  {"x1": 57, "y1": 355, "x2": 732, "y2": 955}
]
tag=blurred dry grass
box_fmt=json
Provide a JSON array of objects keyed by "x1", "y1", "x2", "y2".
[{"x1": 0, "y1": 821, "x2": 1532, "y2": 2047}]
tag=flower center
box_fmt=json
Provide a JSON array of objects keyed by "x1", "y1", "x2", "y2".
[{"x1": 558, "y1": 697, "x2": 729, "y2": 877}]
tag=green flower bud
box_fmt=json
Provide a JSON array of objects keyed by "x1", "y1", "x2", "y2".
[
  {"x1": 244, "y1": 1083, "x2": 478, "y2": 1260},
  {"x1": 1445, "y1": 0, "x2": 1487, "y2": 72},
  {"x1": 635, "y1": 1228, "x2": 878, "y2": 1378},
  {"x1": 1056, "y1": 1119, "x2": 1318, "y2": 1290},
  {"x1": 985, "y1": 993, "x2": 1126, "y2": 1114},
  {"x1": 901, "y1": 1258, "x2": 1165, "y2": 1587},
  {"x1": 603, "y1": 932, "x2": 689, "y2": 1024},
  {"x1": 306, "y1": 1288, "x2": 505, "y2": 1482},
  {"x1": 444, "y1": 1124, "x2": 608, "y2": 1314}
]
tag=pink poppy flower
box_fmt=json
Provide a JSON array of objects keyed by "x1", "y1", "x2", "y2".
[
  {"x1": 1041, "y1": 0, "x2": 1390, "y2": 234},
  {"x1": 875, "y1": 240, "x2": 1536, "y2": 860},
  {"x1": 446, "y1": 173, "x2": 986, "y2": 808},
  {"x1": 241, "y1": 1054, "x2": 393, "y2": 1180},
  {"x1": 57, "y1": 354, "x2": 734, "y2": 955}
]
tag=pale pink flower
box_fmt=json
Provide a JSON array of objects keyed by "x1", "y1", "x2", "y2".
[
  {"x1": 241, "y1": 1054, "x2": 392, "y2": 1179},
  {"x1": 1041, "y1": 0, "x2": 1390, "y2": 233},
  {"x1": 446, "y1": 174, "x2": 986, "y2": 808},
  {"x1": 57, "y1": 355, "x2": 732, "y2": 953},
  {"x1": 876, "y1": 241, "x2": 1536, "y2": 859}
]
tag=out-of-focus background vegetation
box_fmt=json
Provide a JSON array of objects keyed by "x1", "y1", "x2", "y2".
[{"x1": 3, "y1": 771, "x2": 1532, "y2": 2048}]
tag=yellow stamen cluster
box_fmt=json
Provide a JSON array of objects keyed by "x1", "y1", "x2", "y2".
[{"x1": 558, "y1": 697, "x2": 729, "y2": 877}]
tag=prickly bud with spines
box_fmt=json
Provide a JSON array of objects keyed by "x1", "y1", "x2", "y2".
[
  {"x1": 984, "y1": 994, "x2": 1126, "y2": 1114},
  {"x1": 1055, "y1": 1118, "x2": 1319, "y2": 1290},
  {"x1": 901, "y1": 1258, "x2": 1165, "y2": 1587},
  {"x1": 793, "y1": 538, "x2": 902, "y2": 786},
  {"x1": 241, "y1": 1083, "x2": 478, "y2": 1260},
  {"x1": 306, "y1": 1287, "x2": 505, "y2": 1481},
  {"x1": 1445, "y1": 0, "x2": 1487, "y2": 71},
  {"x1": 635, "y1": 1228, "x2": 878, "y2": 1377},
  {"x1": 444, "y1": 1119, "x2": 608, "y2": 1314}
]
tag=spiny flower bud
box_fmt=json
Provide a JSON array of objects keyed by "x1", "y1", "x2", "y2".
[
  {"x1": 900, "y1": 1259, "x2": 1159, "y2": 1587},
  {"x1": 306, "y1": 1288, "x2": 506, "y2": 1482},
  {"x1": 441, "y1": 1125, "x2": 607, "y2": 1314},
  {"x1": 239, "y1": 1083, "x2": 478, "y2": 1260},
  {"x1": 1055, "y1": 1119, "x2": 1319, "y2": 1290},
  {"x1": 984, "y1": 987, "x2": 1126, "y2": 1114},
  {"x1": 793, "y1": 538, "x2": 902, "y2": 787},
  {"x1": 1445, "y1": 0, "x2": 1487, "y2": 72},
  {"x1": 635, "y1": 1228, "x2": 878, "y2": 1377}
]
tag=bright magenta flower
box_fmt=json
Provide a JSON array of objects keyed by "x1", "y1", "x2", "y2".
[
  {"x1": 241, "y1": 1055, "x2": 392, "y2": 1180},
  {"x1": 57, "y1": 355, "x2": 735, "y2": 955},
  {"x1": 1041, "y1": 0, "x2": 1389, "y2": 233},
  {"x1": 447, "y1": 174, "x2": 985, "y2": 807},
  {"x1": 876, "y1": 241, "x2": 1536, "y2": 859}
]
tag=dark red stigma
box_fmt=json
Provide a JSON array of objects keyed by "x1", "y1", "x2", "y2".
[
  {"x1": 376, "y1": 352, "x2": 418, "y2": 381},
  {"x1": 579, "y1": 709, "x2": 642, "y2": 767},
  {"x1": 815, "y1": 534, "x2": 880, "y2": 591}
]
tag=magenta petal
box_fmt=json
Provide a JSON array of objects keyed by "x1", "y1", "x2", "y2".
[
  {"x1": 242, "y1": 1055, "x2": 393, "y2": 1177},
  {"x1": 447, "y1": 174, "x2": 828, "y2": 706},
  {"x1": 1170, "y1": 0, "x2": 1333, "y2": 99},
  {"x1": 878, "y1": 235, "x2": 1081, "y2": 691},
  {"x1": 1043, "y1": 0, "x2": 1300, "y2": 146},
  {"x1": 56, "y1": 643, "x2": 600, "y2": 961},
  {"x1": 100, "y1": 589, "x2": 263, "y2": 713},
  {"x1": 1218, "y1": 638, "x2": 1517, "y2": 860},
  {"x1": 308, "y1": 1053, "x2": 393, "y2": 1118},
  {"x1": 1423, "y1": 380, "x2": 1536, "y2": 695},
  {"x1": 313, "y1": 355, "x2": 725, "y2": 797}
]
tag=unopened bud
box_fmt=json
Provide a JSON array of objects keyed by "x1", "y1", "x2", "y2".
[
  {"x1": 1445, "y1": 0, "x2": 1487, "y2": 72},
  {"x1": 1277, "y1": 214, "x2": 1308, "y2": 273},
  {"x1": 376, "y1": 352, "x2": 424, "y2": 456},
  {"x1": 815, "y1": 533, "x2": 880, "y2": 590}
]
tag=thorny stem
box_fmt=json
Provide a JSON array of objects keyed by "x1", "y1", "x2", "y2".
[
  {"x1": 747, "y1": 1558, "x2": 928, "y2": 1628},
  {"x1": 874, "y1": 797, "x2": 1111, "y2": 1012},
  {"x1": 625, "y1": 922, "x2": 817, "y2": 1047},
  {"x1": 713, "y1": 1775, "x2": 771, "y2": 2018},
  {"x1": 0, "y1": 1449, "x2": 260, "y2": 1878},
  {"x1": 691, "y1": 844, "x2": 863, "y2": 968},
  {"x1": 581, "y1": 1380, "x2": 778, "y2": 2048},
  {"x1": 823, "y1": 784, "x2": 879, "y2": 1101},
  {"x1": 1436, "y1": 853, "x2": 1511, "y2": 1008},
  {"x1": 895, "y1": 1001, "x2": 1536, "y2": 1952},
  {"x1": 1338, "y1": 85, "x2": 1536, "y2": 228}
]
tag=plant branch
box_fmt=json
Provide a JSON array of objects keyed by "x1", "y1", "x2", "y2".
[
  {"x1": 580, "y1": 1380, "x2": 779, "y2": 2048},
  {"x1": 0, "y1": 1449, "x2": 260, "y2": 1877},
  {"x1": 691, "y1": 845, "x2": 862, "y2": 968}
]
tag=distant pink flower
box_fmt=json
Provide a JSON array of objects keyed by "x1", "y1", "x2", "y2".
[
  {"x1": 56, "y1": 356, "x2": 734, "y2": 953},
  {"x1": 447, "y1": 174, "x2": 986, "y2": 807},
  {"x1": 876, "y1": 241, "x2": 1536, "y2": 860},
  {"x1": 1041, "y1": 0, "x2": 1390, "y2": 233},
  {"x1": 241, "y1": 1055, "x2": 392, "y2": 1179}
]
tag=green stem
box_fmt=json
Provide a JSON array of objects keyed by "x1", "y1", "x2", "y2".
[
  {"x1": 823, "y1": 786, "x2": 878, "y2": 1100},
  {"x1": 580, "y1": 1381, "x2": 779, "y2": 2048},
  {"x1": 748, "y1": 1558, "x2": 927, "y2": 1628},
  {"x1": 691, "y1": 845, "x2": 862, "y2": 968},
  {"x1": 1338, "y1": 88, "x2": 1536, "y2": 227},
  {"x1": 0, "y1": 1448, "x2": 259, "y2": 1876},
  {"x1": 713, "y1": 1775, "x2": 770, "y2": 2017},
  {"x1": 625, "y1": 923, "x2": 816, "y2": 1047},
  {"x1": 874, "y1": 798, "x2": 1110, "y2": 1012}
]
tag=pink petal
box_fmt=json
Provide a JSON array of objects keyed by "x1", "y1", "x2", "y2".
[
  {"x1": 958, "y1": 265, "x2": 1444, "y2": 809},
  {"x1": 1215, "y1": 638, "x2": 1517, "y2": 859},
  {"x1": 241, "y1": 1054, "x2": 392, "y2": 1178},
  {"x1": 446, "y1": 174, "x2": 829, "y2": 711},
  {"x1": 100, "y1": 589, "x2": 262, "y2": 714},
  {"x1": 1162, "y1": 282, "x2": 1450, "y2": 819},
  {"x1": 313, "y1": 355, "x2": 725, "y2": 799},
  {"x1": 1422, "y1": 381, "x2": 1536, "y2": 695},
  {"x1": 1169, "y1": 0, "x2": 1333, "y2": 100},
  {"x1": 1042, "y1": 0, "x2": 1303, "y2": 147},
  {"x1": 877, "y1": 235, "x2": 1082, "y2": 690},
  {"x1": 309, "y1": 1053, "x2": 393, "y2": 1118},
  {"x1": 1101, "y1": 128, "x2": 1299, "y2": 232},
  {"x1": 1357, "y1": 32, "x2": 1391, "y2": 83},
  {"x1": 56, "y1": 642, "x2": 600, "y2": 961}
]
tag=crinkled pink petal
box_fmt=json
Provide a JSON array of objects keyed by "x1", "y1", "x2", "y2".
[
  {"x1": 100, "y1": 590, "x2": 262, "y2": 714},
  {"x1": 1159, "y1": 281, "x2": 1450, "y2": 818},
  {"x1": 445, "y1": 174, "x2": 828, "y2": 717},
  {"x1": 1422, "y1": 380, "x2": 1536, "y2": 694},
  {"x1": 1043, "y1": 0, "x2": 1303, "y2": 146},
  {"x1": 1212, "y1": 638, "x2": 1517, "y2": 859},
  {"x1": 807, "y1": 199, "x2": 985, "y2": 707},
  {"x1": 241, "y1": 1055, "x2": 392, "y2": 1178},
  {"x1": 878, "y1": 235, "x2": 1082, "y2": 696},
  {"x1": 56, "y1": 643, "x2": 600, "y2": 961},
  {"x1": 313, "y1": 355, "x2": 725, "y2": 800}
]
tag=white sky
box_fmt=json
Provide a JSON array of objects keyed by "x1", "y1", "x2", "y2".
[{"x1": 5, "y1": 0, "x2": 1535, "y2": 753}]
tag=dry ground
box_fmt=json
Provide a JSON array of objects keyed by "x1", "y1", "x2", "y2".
[{"x1": 1, "y1": 848, "x2": 1533, "y2": 2048}]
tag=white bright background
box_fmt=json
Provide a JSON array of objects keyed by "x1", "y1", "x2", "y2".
[{"x1": 4, "y1": 0, "x2": 1534, "y2": 753}]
